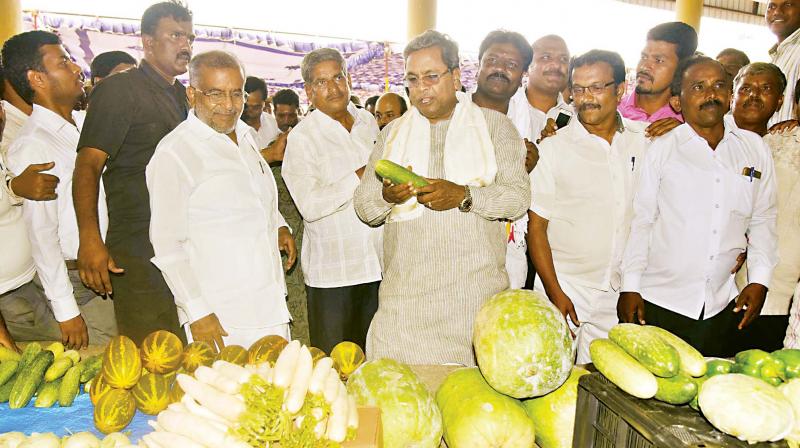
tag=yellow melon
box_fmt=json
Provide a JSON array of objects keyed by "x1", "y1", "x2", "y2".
[
  {"x1": 132, "y1": 372, "x2": 170, "y2": 415},
  {"x1": 140, "y1": 330, "x2": 184, "y2": 374},
  {"x1": 248, "y1": 334, "x2": 288, "y2": 365},
  {"x1": 331, "y1": 341, "x2": 365, "y2": 381},
  {"x1": 218, "y1": 345, "x2": 248, "y2": 366},
  {"x1": 101, "y1": 335, "x2": 142, "y2": 389},
  {"x1": 182, "y1": 341, "x2": 216, "y2": 373},
  {"x1": 94, "y1": 388, "x2": 136, "y2": 434}
]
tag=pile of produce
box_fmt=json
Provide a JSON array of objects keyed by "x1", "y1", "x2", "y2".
[
  {"x1": 0, "y1": 431, "x2": 135, "y2": 447},
  {"x1": 0, "y1": 342, "x2": 102, "y2": 410},
  {"x1": 139, "y1": 339, "x2": 360, "y2": 448}
]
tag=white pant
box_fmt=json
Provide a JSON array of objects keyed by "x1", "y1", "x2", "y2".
[
  {"x1": 534, "y1": 276, "x2": 618, "y2": 364},
  {"x1": 506, "y1": 215, "x2": 528, "y2": 289},
  {"x1": 184, "y1": 322, "x2": 291, "y2": 349}
]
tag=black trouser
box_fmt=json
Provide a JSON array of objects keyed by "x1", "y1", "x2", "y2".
[
  {"x1": 643, "y1": 299, "x2": 739, "y2": 358},
  {"x1": 728, "y1": 314, "x2": 789, "y2": 354},
  {"x1": 305, "y1": 281, "x2": 379, "y2": 353}
]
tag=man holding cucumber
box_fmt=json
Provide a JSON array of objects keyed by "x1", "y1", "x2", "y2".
[
  {"x1": 354, "y1": 30, "x2": 530, "y2": 366},
  {"x1": 619, "y1": 57, "x2": 778, "y2": 357}
]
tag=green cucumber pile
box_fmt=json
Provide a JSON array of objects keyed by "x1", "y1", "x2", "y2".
[{"x1": 0, "y1": 342, "x2": 102, "y2": 409}]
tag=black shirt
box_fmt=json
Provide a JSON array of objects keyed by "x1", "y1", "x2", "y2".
[{"x1": 77, "y1": 60, "x2": 188, "y2": 253}]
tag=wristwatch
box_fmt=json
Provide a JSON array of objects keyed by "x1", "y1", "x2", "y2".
[{"x1": 458, "y1": 185, "x2": 472, "y2": 213}]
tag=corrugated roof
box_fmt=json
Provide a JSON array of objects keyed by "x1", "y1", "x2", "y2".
[{"x1": 616, "y1": 0, "x2": 767, "y2": 25}]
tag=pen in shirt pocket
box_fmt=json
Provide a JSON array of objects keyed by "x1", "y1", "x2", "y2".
[{"x1": 631, "y1": 156, "x2": 636, "y2": 171}]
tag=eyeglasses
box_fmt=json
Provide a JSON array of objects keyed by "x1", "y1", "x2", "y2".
[
  {"x1": 166, "y1": 31, "x2": 196, "y2": 44},
  {"x1": 194, "y1": 88, "x2": 247, "y2": 104},
  {"x1": 310, "y1": 73, "x2": 348, "y2": 91},
  {"x1": 571, "y1": 81, "x2": 616, "y2": 97},
  {"x1": 403, "y1": 70, "x2": 452, "y2": 89}
]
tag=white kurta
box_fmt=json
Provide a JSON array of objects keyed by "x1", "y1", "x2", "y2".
[{"x1": 147, "y1": 113, "x2": 291, "y2": 344}]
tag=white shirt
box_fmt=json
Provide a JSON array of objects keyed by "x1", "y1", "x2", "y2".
[
  {"x1": 526, "y1": 89, "x2": 572, "y2": 140},
  {"x1": 0, "y1": 101, "x2": 28, "y2": 161},
  {"x1": 283, "y1": 104, "x2": 382, "y2": 288},
  {"x1": 769, "y1": 27, "x2": 800, "y2": 126},
  {"x1": 6, "y1": 105, "x2": 108, "y2": 322},
  {"x1": 147, "y1": 113, "x2": 291, "y2": 329},
  {"x1": 252, "y1": 112, "x2": 281, "y2": 149},
  {"x1": 621, "y1": 121, "x2": 778, "y2": 320},
  {"x1": 0, "y1": 158, "x2": 34, "y2": 295},
  {"x1": 531, "y1": 116, "x2": 648, "y2": 291}
]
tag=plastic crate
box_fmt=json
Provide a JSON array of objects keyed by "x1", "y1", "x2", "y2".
[{"x1": 573, "y1": 372, "x2": 788, "y2": 448}]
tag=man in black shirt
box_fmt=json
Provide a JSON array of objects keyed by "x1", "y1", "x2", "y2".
[{"x1": 73, "y1": 1, "x2": 193, "y2": 344}]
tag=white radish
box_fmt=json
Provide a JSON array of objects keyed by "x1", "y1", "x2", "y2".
[
  {"x1": 167, "y1": 402, "x2": 188, "y2": 413},
  {"x1": 325, "y1": 390, "x2": 349, "y2": 442},
  {"x1": 322, "y1": 368, "x2": 341, "y2": 403},
  {"x1": 308, "y1": 357, "x2": 334, "y2": 395},
  {"x1": 146, "y1": 432, "x2": 205, "y2": 448},
  {"x1": 347, "y1": 394, "x2": 359, "y2": 431},
  {"x1": 195, "y1": 366, "x2": 241, "y2": 394},
  {"x1": 284, "y1": 345, "x2": 314, "y2": 414},
  {"x1": 256, "y1": 363, "x2": 273, "y2": 383},
  {"x1": 140, "y1": 434, "x2": 165, "y2": 448},
  {"x1": 212, "y1": 360, "x2": 254, "y2": 384},
  {"x1": 177, "y1": 374, "x2": 245, "y2": 422},
  {"x1": 146, "y1": 420, "x2": 166, "y2": 433},
  {"x1": 158, "y1": 410, "x2": 250, "y2": 448},
  {"x1": 181, "y1": 394, "x2": 230, "y2": 427},
  {"x1": 272, "y1": 340, "x2": 301, "y2": 388}
]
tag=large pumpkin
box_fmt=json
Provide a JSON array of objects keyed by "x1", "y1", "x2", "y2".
[
  {"x1": 101, "y1": 335, "x2": 142, "y2": 389},
  {"x1": 182, "y1": 341, "x2": 216, "y2": 372},
  {"x1": 218, "y1": 345, "x2": 248, "y2": 366},
  {"x1": 248, "y1": 335, "x2": 288, "y2": 365},
  {"x1": 94, "y1": 388, "x2": 136, "y2": 434},
  {"x1": 132, "y1": 372, "x2": 170, "y2": 415},
  {"x1": 89, "y1": 373, "x2": 114, "y2": 406},
  {"x1": 331, "y1": 341, "x2": 365, "y2": 381},
  {"x1": 473, "y1": 289, "x2": 573, "y2": 399},
  {"x1": 140, "y1": 330, "x2": 184, "y2": 374},
  {"x1": 522, "y1": 367, "x2": 590, "y2": 448}
]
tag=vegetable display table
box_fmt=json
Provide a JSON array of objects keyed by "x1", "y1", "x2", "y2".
[{"x1": 574, "y1": 372, "x2": 788, "y2": 448}]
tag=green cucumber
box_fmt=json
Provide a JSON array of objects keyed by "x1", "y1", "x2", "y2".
[
  {"x1": 706, "y1": 359, "x2": 733, "y2": 377},
  {"x1": 608, "y1": 324, "x2": 680, "y2": 377},
  {"x1": 0, "y1": 360, "x2": 19, "y2": 386},
  {"x1": 773, "y1": 349, "x2": 800, "y2": 379},
  {"x1": 643, "y1": 325, "x2": 706, "y2": 377},
  {"x1": 654, "y1": 372, "x2": 697, "y2": 405},
  {"x1": 79, "y1": 355, "x2": 103, "y2": 383},
  {"x1": 34, "y1": 379, "x2": 61, "y2": 408},
  {"x1": 0, "y1": 371, "x2": 18, "y2": 402},
  {"x1": 44, "y1": 357, "x2": 73, "y2": 382},
  {"x1": 18, "y1": 342, "x2": 42, "y2": 369},
  {"x1": 589, "y1": 338, "x2": 658, "y2": 399},
  {"x1": 9, "y1": 350, "x2": 54, "y2": 408},
  {"x1": 58, "y1": 364, "x2": 82, "y2": 407},
  {"x1": 375, "y1": 159, "x2": 429, "y2": 188},
  {"x1": 0, "y1": 346, "x2": 21, "y2": 362},
  {"x1": 735, "y1": 349, "x2": 771, "y2": 367}
]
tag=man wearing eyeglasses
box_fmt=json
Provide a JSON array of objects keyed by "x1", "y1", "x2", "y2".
[
  {"x1": 146, "y1": 51, "x2": 293, "y2": 349},
  {"x1": 619, "y1": 57, "x2": 778, "y2": 357},
  {"x1": 282, "y1": 48, "x2": 382, "y2": 353},
  {"x1": 528, "y1": 50, "x2": 649, "y2": 363},
  {"x1": 469, "y1": 30, "x2": 535, "y2": 291},
  {"x1": 354, "y1": 30, "x2": 529, "y2": 366},
  {"x1": 74, "y1": 1, "x2": 194, "y2": 344}
]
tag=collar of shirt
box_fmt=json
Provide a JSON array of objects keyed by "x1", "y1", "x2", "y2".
[
  {"x1": 186, "y1": 110, "x2": 257, "y2": 148},
  {"x1": 29, "y1": 104, "x2": 80, "y2": 135},
  {"x1": 676, "y1": 115, "x2": 745, "y2": 149},
  {"x1": 565, "y1": 112, "x2": 633, "y2": 141},
  {"x1": 140, "y1": 59, "x2": 182, "y2": 90},
  {"x1": 618, "y1": 92, "x2": 683, "y2": 123},
  {"x1": 2, "y1": 100, "x2": 27, "y2": 126},
  {"x1": 770, "y1": 26, "x2": 800, "y2": 56},
  {"x1": 307, "y1": 102, "x2": 367, "y2": 135}
]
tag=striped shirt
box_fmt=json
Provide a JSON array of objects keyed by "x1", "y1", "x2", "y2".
[
  {"x1": 354, "y1": 108, "x2": 530, "y2": 366},
  {"x1": 769, "y1": 27, "x2": 800, "y2": 126}
]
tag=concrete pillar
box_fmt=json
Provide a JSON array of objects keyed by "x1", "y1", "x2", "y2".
[
  {"x1": 407, "y1": 0, "x2": 436, "y2": 41},
  {"x1": 0, "y1": 0, "x2": 22, "y2": 47},
  {"x1": 675, "y1": 0, "x2": 703, "y2": 34}
]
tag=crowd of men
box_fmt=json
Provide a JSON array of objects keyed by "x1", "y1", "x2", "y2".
[{"x1": 0, "y1": 0, "x2": 798, "y2": 367}]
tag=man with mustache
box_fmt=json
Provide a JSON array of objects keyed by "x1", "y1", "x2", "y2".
[
  {"x1": 619, "y1": 57, "x2": 778, "y2": 357},
  {"x1": 727, "y1": 63, "x2": 800, "y2": 352},
  {"x1": 146, "y1": 51, "x2": 293, "y2": 348},
  {"x1": 469, "y1": 30, "x2": 535, "y2": 290},
  {"x1": 375, "y1": 92, "x2": 407, "y2": 130},
  {"x1": 354, "y1": 30, "x2": 529, "y2": 366},
  {"x1": 766, "y1": 0, "x2": 800, "y2": 128},
  {"x1": 529, "y1": 50, "x2": 649, "y2": 363},
  {"x1": 282, "y1": 48, "x2": 382, "y2": 353},
  {"x1": 619, "y1": 22, "x2": 697, "y2": 137},
  {"x1": 73, "y1": 1, "x2": 193, "y2": 344},
  {"x1": 521, "y1": 35, "x2": 573, "y2": 140},
  {"x1": 3, "y1": 30, "x2": 117, "y2": 349}
]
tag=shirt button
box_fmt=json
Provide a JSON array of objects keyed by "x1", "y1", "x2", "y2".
[
  {"x1": 715, "y1": 204, "x2": 720, "y2": 208},
  {"x1": 712, "y1": 230, "x2": 717, "y2": 234},
  {"x1": 709, "y1": 256, "x2": 714, "y2": 260},
  {"x1": 716, "y1": 178, "x2": 720, "y2": 183}
]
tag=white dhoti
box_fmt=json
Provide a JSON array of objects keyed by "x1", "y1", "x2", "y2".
[
  {"x1": 505, "y1": 213, "x2": 529, "y2": 289},
  {"x1": 184, "y1": 322, "x2": 291, "y2": 349}
]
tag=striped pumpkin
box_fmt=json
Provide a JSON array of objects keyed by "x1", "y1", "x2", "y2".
[
  {"x1": 140, "y1": 330, "x2": 184, "y2": 374},
  {"x1": 331, "y1": 341, "x2": 365, "y2": 381},
  {"x1": 248, "y1": 335, "x2": 288, "y2": 365},
  {"x1": 168, "y1": 381, "x2": 184, "y2": 403},
  {"x1": 132, "y1": 372, "x2": 170, "y2": 415},
  {"x1": 218, "y1": 345, "x2": 248, "y2": 366},
  {"x1": 181, "y1": 341, "x2": 216, "y2": 373},
  {"x1": 94, "y1": 388, "x2": 136, "y2": 434},
  {"x1": 309, "y1": 347, "x2": 327, "y2": 365},
  {"x1": 101, "y1": 336, "x2": 141, "y2": 389},
  {"x1": 89, "y1": 373, "x2": 114, "y2": 405}
]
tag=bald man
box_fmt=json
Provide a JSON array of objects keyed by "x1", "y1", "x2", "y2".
[
  {"x1": 375, "y1": 92, "x2": 408, "y2": 130},
  {"x1": 525, "y1": 35, "x2": 573, "y2": 137}
]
